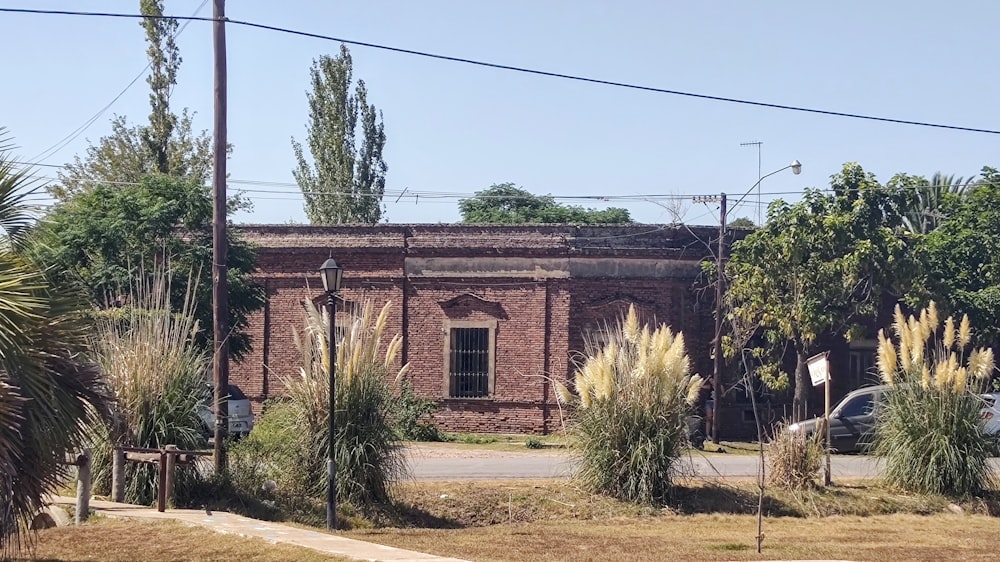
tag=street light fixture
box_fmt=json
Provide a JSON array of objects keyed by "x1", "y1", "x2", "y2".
[
  {"x1": 319, "y1": 257, "x2": 342, "y2": 530},
  {"x1": 732, "y1": 160, "x2": 804, "y2": 215},
  {"x1": 698, "y1": 160, "x2": 801, "y2": 446}
]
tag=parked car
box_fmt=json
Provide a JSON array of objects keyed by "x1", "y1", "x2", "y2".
[
  {"x1": 980, "y1": 392, "x2": 1000, "y2": 435},
  {"x1": 198, "y1": 384, "x2": 254, "y2": 438},
  {"x1": 788, "y1": 385, "x2": 1000, "y2": 453}
]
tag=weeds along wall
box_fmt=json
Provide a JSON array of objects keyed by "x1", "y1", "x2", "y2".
[{"x1": 232, "y1": 224, "x2": 717, "y2": 434}]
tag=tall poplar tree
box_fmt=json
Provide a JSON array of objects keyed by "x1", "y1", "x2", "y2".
[
  {"x1": 54, "y1": 0, "x2": 214, "y2": 199},
  {"x1": 292, "y1": 44, "x2": 387, "y2": 225}
]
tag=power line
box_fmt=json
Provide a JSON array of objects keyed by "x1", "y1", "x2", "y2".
[
  {"x1": 26, "y1": 1, "x2": 211, "y2": 164},
  {"x1": 18, "y1": 171, "x2": 728, "y2": 202},
  {"x1": 14, "y1": 166, "x2": 978, "y2": 206},
  {"x1": 12, "y1": 158, "x2": 979, "y2": 197},
  {"x1": 2, "y1": 7, "x2": 999, "y2": 135}
]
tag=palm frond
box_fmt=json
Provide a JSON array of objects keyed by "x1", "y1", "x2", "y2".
[{"x1": 0, "y1": 128, "x2": 42, "y2": 249}]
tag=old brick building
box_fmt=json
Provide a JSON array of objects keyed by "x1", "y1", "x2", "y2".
[{"x1": 232, "y1": 224, "x2": 721, "y2": 434}]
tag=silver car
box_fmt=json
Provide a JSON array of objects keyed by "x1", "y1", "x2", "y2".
[{"x1": 790, "y1": 385, "x2": 1000, "y2": 453}]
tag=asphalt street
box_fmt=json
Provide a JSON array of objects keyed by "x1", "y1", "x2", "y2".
[{"x1": 403, "y1": 446, "x2": 890, "y2": 481}]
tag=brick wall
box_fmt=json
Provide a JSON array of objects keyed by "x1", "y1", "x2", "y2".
[{"x1": 232, "y1": 224, "x2": 717, "y2": 434}]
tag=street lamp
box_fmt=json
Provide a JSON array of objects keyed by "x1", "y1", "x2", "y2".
[
  {"x1": 732, "y1": 160, "x2": 803, "y2": 219},
  {"x1": 703, "y1": 160, "x2": 801, "y2": 446},
  {"x1": 319, "y1": 257, "x2": 343, "y2": 530}
]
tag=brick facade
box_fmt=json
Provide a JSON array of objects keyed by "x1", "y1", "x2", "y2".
[{"x1": 232, "y1": 224, "x2": 718, "y2": 434}]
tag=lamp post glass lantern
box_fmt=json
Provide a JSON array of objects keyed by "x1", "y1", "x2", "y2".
[
  {"x1": 320, "y1": 258, "x2": 343, "y2": 293},
  {"x1": 319, "y1": 257, "x2": 342, "y2": 530}
]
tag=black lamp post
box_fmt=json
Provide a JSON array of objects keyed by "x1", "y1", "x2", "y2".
[{"x1": 319, "y1": 257, "x2": 343, "y2": 530}]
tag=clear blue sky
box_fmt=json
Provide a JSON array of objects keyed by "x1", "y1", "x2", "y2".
[{"x1": 2, "y1": 0, "x2": 998, "y2": 226}]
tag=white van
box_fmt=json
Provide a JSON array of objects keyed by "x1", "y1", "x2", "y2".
[{"x1": 198, "y1": 384, "x2": 254, "y2": 438}]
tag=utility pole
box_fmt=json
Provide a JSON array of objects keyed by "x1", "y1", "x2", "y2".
[
  {"x1": 694, "y1": 193, "x2": 727, "y2": 445},
  {"x1": 211, "y1": 0, "x2": 229, "y2": 473}
]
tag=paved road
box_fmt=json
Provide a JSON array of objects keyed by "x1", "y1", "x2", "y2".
[{"x1": 403, "y1": 446, "x2": 896, "y2": 481}]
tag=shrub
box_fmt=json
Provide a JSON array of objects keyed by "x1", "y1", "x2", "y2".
[
  {"x1": 88, "y1": 270, "x2": 209, "y2": 505},
  {"x1": 227, "y1": 401, "x2": 314, "y2": 499},
  {"x1": 873, "y1": 303, "x2": 999, "y2": 496},
  {"x1": 525, "y1": 438, "x2": 545, "y2": 449},
  {"x1": 767, "y1": 421, "x2": 824, "y2": 489},
  {"x1": 392, "y1": 378, "x2": 444, "y2": 442},
  {"x1": 279, "y1": 299, "x2": 408, "y2": 507},
  {"x1": 556, "y1": 305, "x2": 703, "y2": 505}
]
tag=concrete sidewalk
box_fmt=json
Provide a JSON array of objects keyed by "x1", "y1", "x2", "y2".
[{"x1": 52, "y1": 497, "x2": 468, "y2": 562}]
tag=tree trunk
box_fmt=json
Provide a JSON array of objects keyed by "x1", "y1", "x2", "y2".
[{"x1": 792, "y1": 350, "x2": 809, "y2": 422}]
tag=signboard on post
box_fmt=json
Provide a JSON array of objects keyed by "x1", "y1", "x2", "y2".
[
  {"x1": 807, "y1": 353, "x2": 830, "y2": 387},
  {"x1": 806, "y1": 351, "x2": 832, "y2": 486}
]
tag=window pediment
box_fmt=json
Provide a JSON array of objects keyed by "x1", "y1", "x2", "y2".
[{"x1": 438, "y1": 292, "x2": 507, "y2": 319}]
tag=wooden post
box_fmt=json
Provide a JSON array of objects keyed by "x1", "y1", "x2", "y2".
[
  {"x1": 824, "y1": 354, "x2": 832, "y2": 486},
  {"x1": 156, "y1": 449, "x2": 168, "y2": 513},
  {"x1": 712, "y1": 192, "x2": 727, "y2": 444},
  {"x1": 75, "y1": 449, "x2": 91, "y2": 525},
  {"x1": 164, "y1": 445, "x2": 178, "y2": 508},
  {"x1": 211, "y1": 0, "x2": 230, "y2": 475},
  {"x1": 111, "y1": 447, "x2": 125, "y2": 503}
]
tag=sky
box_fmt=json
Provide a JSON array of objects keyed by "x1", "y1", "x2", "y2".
[{"x1": 1, "y1": 1, "x2": 998, "y2": 226}]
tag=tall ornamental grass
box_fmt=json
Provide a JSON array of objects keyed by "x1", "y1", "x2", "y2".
[
  {"x1": 767, "y1": 421, "x2": 825, "y2": 490},
  {"x1": 556, "y1": 305, "x2": 703, "y2": 505},
  {"x1": 89, "y1": 271, "x2": 210, "y2": 505},
  {"x1": 268, "y1": 299, "x2": 407, "y2": 508},
  {"x1": 873, "y1": 302, "x2": 998, "y2": 496}
]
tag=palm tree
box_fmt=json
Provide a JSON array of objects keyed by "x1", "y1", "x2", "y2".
[
  {"x1": 901, "y1": 172, "x2": 977, "y2": 234},
  {"x1": 0, "y1": 128, "x2": 111, "y2": 556}
]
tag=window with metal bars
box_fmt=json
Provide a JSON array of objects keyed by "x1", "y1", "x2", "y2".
[{"x1": 449, "y1": 327, "x2": 491, "y2": 398}]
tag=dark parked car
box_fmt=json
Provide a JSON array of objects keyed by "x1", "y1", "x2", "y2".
[{"x1": 788, "y1": 385, "x2": 888, "y2": 453}]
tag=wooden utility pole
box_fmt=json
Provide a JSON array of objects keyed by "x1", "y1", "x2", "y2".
[
  {"x1": 211, "y1": 0, "x2": 229, "y2": 473},
  {"x1": 694, "y1": 193, "x2": 727, "y2": 445}
]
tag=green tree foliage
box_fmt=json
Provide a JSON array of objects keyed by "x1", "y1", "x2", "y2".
[
  {"x1": 292, "y1": 44, "x2": 387, "y2": 225},
  {"x1": 891, "y1": 171, "x2": 977, "y2": 234},
  {"x1": 459, "y1": 183, "x2": 633, "y2": 224},
  {"x1": 914, "y1": 167, "x2": 1000, "y2": 347},
  {"x1": 53, "y1": 1, "x2": 215, "y2": 199},
  {"x1": 725, "y1": 163, "x2": 910, "y2": 421},
  {"x1": 0, "y1": 131, "x2": 111, "y2": 556},
  {"x1": 139, "y1": 0, "x2": 180, "y2": 173},
  {"x1": 728, "y1": 217, "x2": 756, "y2": 229},
  {"x1": 32, "y1": 175, "x2": 264, "y2": 359}
]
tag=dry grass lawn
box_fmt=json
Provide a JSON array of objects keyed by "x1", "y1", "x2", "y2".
[
  {"x1": 12, "y1": 517, "x2": 346, "y2": 562},
  {"x1": 350, "y1": 513, "x2": 997, "y2": 561},
  {"x1": 343, "y1": 479, "x2": 1000, "y2": 561},
  {"x1": 21, "y1": 479, "x2": 996, "y2": 562}
]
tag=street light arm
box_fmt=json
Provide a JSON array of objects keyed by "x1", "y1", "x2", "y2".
[{"x1": 731, "y1": 161, "x2": 801, "y2": 211}]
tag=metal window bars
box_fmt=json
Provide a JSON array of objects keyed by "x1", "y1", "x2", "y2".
[{"x1": 449, "y1": 327, "x2": 490, "y2": 398}]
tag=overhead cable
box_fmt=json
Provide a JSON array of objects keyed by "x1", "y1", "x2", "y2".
[{"x1": 1, "y1": 7, "x2": 998, "y2": 135}]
